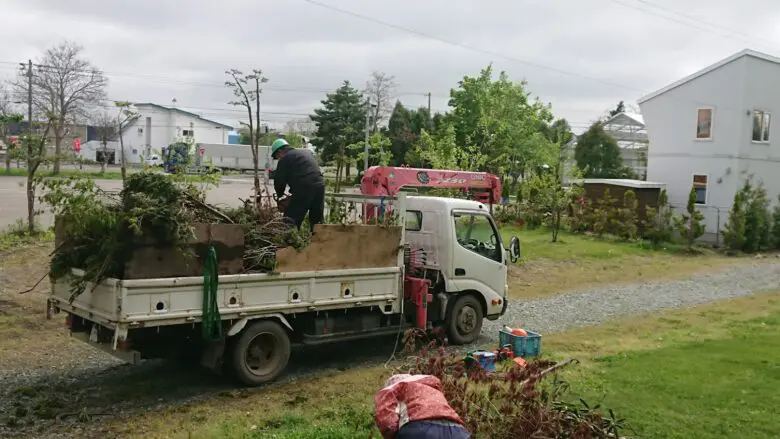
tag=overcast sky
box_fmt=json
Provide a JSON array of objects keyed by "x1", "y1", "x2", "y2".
[{"x1": 1, "y1": 0, "x2": 779, "y2": 132}]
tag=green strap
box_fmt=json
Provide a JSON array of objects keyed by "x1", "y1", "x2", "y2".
[{"x1": 202, "y1": 245, "x2": 223, "y2": 341}]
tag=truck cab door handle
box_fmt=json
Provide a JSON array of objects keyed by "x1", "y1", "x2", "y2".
[{"x1": 455, "y1": 268, "x2": 466, "y2": 276}]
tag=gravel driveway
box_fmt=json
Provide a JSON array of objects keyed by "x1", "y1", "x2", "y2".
[
  {"x1": 3, "y1": 258, "x2": 780, "y2": 438},
  {"x1": 480, "y1": 259, "x2": 780, "y2": 339}
]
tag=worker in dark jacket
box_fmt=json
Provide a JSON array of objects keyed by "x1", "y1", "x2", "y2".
[{"x1": 271, "y1": 138, "x2": 325, "y2": 231}]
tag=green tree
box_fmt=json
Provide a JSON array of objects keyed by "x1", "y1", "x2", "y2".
[
  {"x1": 385, "y1": 101, "x2": 416, "y2": 165},
  {"x1": 615, "y1": 190, "x2": 639, "y2": 240},
  {"x1": 1, "y1": 96, "x2": 24, "y2": 172},
  {"x1": 520, "y1": 146, "x2": 583, "y2": 242},
  {"x1": 643, "y1": 189, "x2": 674, "y2": 247},
  {"x1": 447, "y1": 64, "x2": 553, "y2": 176},
  {"x1": 348, "y1": 131, "x2": 392, "y2": 168},
  {"x1": 675, "y1": 187, "x2": 706, "y2": 249},
  {"x1": 771, "y1": 195, "x2": 780, "y2": 249},
  {"x1": 743, "y1": 180, "x2": 771, "y2": 253},
  {"x1": 574, "y1": 122, "x2": 636, "y2": 178},
  {"x1": 310, "y1": 81, "x2": 366, "y2": 179}
]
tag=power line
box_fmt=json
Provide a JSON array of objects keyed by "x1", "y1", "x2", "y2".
[
  {"x1": 300, "y1": 0, "x2": 777, "y2": 117},
  {"x1": 0, "y1": 61, "x2": 448, "y2": 99},
  {"x1": 301, "y1": 0, "x2": 653, "y2": 94},
  {"x1": 609, "y1": 0, "x2": 777, "y2": 51},
  {"x1": 626, "y1": 0, "x2": 777, "y2": 49}
]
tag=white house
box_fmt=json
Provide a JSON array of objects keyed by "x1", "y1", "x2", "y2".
[
  {"x1": 602, "y1": 112, "x2": 649, "y2": 179},
  {"x1": 120, "y1": 103, "x2": 234, "y2": 164},
  {"x1": 639, "y1": 49, "x2": 780, "y2": 242}
]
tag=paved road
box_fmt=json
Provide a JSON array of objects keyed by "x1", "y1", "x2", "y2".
[{"x1": 0, "y1": 176, "x2": 261, "y2": 231}]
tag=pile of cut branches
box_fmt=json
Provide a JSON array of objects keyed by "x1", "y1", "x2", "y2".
[
  {"x1": 44, "y1": 172, "x2": 305, "y2": 301},
  {"x1": 397, "y1": 332, "x2": 629, "y2": 439}
]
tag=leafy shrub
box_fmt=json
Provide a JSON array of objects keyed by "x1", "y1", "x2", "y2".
[
  {"x1": 400, "y1": 335, "x2": 628, "y2": 438},
  {"x1": 613, "y1": 190, "x2": 639, "y2": 240},
  {"x1": 568, "y1": 196, "x2": 592, "y2": 233},
  {"x1": 674, "y1": 187, "x2": 705, "y2": 250},
  {"x1": 743, "y1": 180, "x2": 771, "y2": 253},
  {"x1": 590, "y1": 189, "x2": 618, "y2": 238},
  {"x1": 771, "y1": 195, "x2": 780, "y2": 249},
  {"x1": 723, "y1": 177, "x2": 772, "y2": 253},
  {"x1": 642, "y1": 189, "x2": 674, "y2": 247}
]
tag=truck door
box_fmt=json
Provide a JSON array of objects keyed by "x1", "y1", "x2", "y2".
[{"x1": 450, "y1": 211, "x2": 507, "y2": 299}]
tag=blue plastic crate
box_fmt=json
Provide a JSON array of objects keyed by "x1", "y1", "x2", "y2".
[{"x1": 499, "y1": 329, "x2": 542, "y2": 357}]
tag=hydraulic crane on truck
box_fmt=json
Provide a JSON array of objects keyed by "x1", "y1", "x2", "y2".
[{"x1": 360, "y1": 165, "x2": 502, "y2": 216}]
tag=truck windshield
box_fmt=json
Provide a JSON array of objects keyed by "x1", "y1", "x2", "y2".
[{"x1": 453, "y1": 213, "x2": 502, "y2": 262}]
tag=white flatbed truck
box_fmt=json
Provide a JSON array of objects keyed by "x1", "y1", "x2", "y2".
[{"x1": 47, "y1": 194, "x2": 517, "y2": 386}]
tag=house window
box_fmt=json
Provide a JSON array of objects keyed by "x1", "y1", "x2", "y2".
[
  {"x1": 183, "y1": 130, "x2": 194, "y2": 137},
  {"x1": 752, "y1": 110, "x2": 771, "y2": 142},
  {"x1": 696, "y1": 108, "x2": 713, "y2": 139},
  {"x1": 693, "y1": 174, "x2": 707, "y2": 205}
]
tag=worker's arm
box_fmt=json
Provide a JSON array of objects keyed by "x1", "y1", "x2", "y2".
[
  {"x1": 373, "y1": 387, "x2": 400, "y2": 439},
  {"x1": 274, "y1": 157, "x2": 289, "y2": 197}
]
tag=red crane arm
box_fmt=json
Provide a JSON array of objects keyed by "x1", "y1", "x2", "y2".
[{"x1": 360, "y1": 166, "x2": 502, "y2": 205}]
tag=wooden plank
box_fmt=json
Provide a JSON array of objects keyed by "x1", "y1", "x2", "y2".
[{"x1": 123, "y1": 223, "x2": 245, "y2": 279}]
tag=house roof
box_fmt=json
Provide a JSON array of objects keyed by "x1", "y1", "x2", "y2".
[
  {"x1": 132, "y1": 103, "x2": 234, "y2": 129},
  {"x1": 603, "y1": 111, "x2": 644, "y2": 127},
  {"x1": 576, "y1": 178, "x2": 666, "y2": 189},
  {"x1": 637, "y1": 49, "x2": 780, "y2": 104}
]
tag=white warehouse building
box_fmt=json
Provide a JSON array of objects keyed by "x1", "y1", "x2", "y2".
[
  {"x1": 120, "y1": 103, "x2": 234, "y2": 164},
  {"x1": 639, "y1": 49, "x2": 780, "y2": 243}
]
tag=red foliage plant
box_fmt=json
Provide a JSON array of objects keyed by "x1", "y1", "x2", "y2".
[{"x1": 397, "y1": 331, "x2": 628, "y2": 439}]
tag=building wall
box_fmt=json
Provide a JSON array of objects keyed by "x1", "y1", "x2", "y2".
[
  {"x1": 120, "y1": 106, "x2": 231, "y2": 161},
  {"x1": 641, "y1": 56, "x2": 750, "y2": 235}
]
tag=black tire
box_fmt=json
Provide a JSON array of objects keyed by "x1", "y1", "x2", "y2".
[
  {"x1": 230, "y1": 320, "x2": 291, "y2": 386},
  {"x1": 446, "y1": 294, "x2": 484, "y2": 345}
]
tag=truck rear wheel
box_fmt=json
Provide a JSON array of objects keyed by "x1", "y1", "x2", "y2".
[
  {"x1": 230, "y1": 320, "x2": 291, "y2": 386},
  {"x1": 446, "y1": 295, "x2": 484, "y2": 345}
]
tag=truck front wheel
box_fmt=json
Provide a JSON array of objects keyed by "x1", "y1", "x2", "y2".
[
  {"x1": 446, "y1": 294, "x2": 484, "y2": 345},
  {"x1": 230, "y1": 320, "x2": 291, "y2": 386}
]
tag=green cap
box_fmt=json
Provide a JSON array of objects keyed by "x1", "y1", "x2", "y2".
[{"x1": 271, "y1": 138, "x2": 289, "y2": 155}]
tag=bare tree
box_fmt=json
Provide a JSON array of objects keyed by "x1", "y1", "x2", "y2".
[
  {"x1": 364, "y1": 71, "x2": 397, "y2": 132},
  {"x1": 0, "y1": 86, "x2": 24, "y2": 172},
  {"x1": 92, "y1": 112, "x2": 117, "y2": 173},
  {"x1": 226, "y1": 69, "x2": 269, "y2": 199},
  {"x1": 13, "y1": 41, "x2": 107, "y2": 174},
  {"x1": 24, "y1": 116, "x2": 55, "y2": 233},
  {"x1": 114, "y1": 101, "x2": 138, "y2": 182}
]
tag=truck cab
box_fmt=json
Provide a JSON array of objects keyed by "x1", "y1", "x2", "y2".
[{"x1": 403, "y1": 196, "x2": 510, "y2": 344}]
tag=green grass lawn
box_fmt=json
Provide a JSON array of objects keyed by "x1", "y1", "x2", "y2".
[
  {"x1": 549, "y1": 292, "x2": 780, "y2": 439},
  {"x1": 103, "y1": 293, "x2": 780, "y2": 439},
  {"x1": 500, "y1": 226, "x2": 742, "y2": 299}
]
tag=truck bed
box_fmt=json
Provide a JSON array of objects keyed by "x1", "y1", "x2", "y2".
[{"x1": 51, "y1": 266, "x2": 403, "y2": 328}]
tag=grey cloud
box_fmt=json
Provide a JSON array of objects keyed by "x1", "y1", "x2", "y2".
[{"x1": 2, "y1": 0, "x2": 780, "y2": 129}]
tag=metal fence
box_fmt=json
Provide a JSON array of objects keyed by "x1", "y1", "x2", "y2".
[{"x1": 668, "y1": 203, "x2": 729, "y2": 246}]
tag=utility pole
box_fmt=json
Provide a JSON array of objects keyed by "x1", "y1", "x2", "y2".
[
  {"x1": 363, "y1": 99, "x2": 371, "y2": 172},
  {"x1": 426, "y1": 92, "x2": 432, "y2": 130},
  {"x1": 26, "y1": 60, "x2": 32, "y2": 132}
]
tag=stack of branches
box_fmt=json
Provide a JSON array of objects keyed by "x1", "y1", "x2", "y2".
[
  {"x1": 396, "y1": 331, "x2": 628, "y2": 438},
  {"x1": 46, "y1": 172, "x2": 306, "y2": 301},
  {"x1": 222, "y1": 197, "x2": 309, "y2": 272}
]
